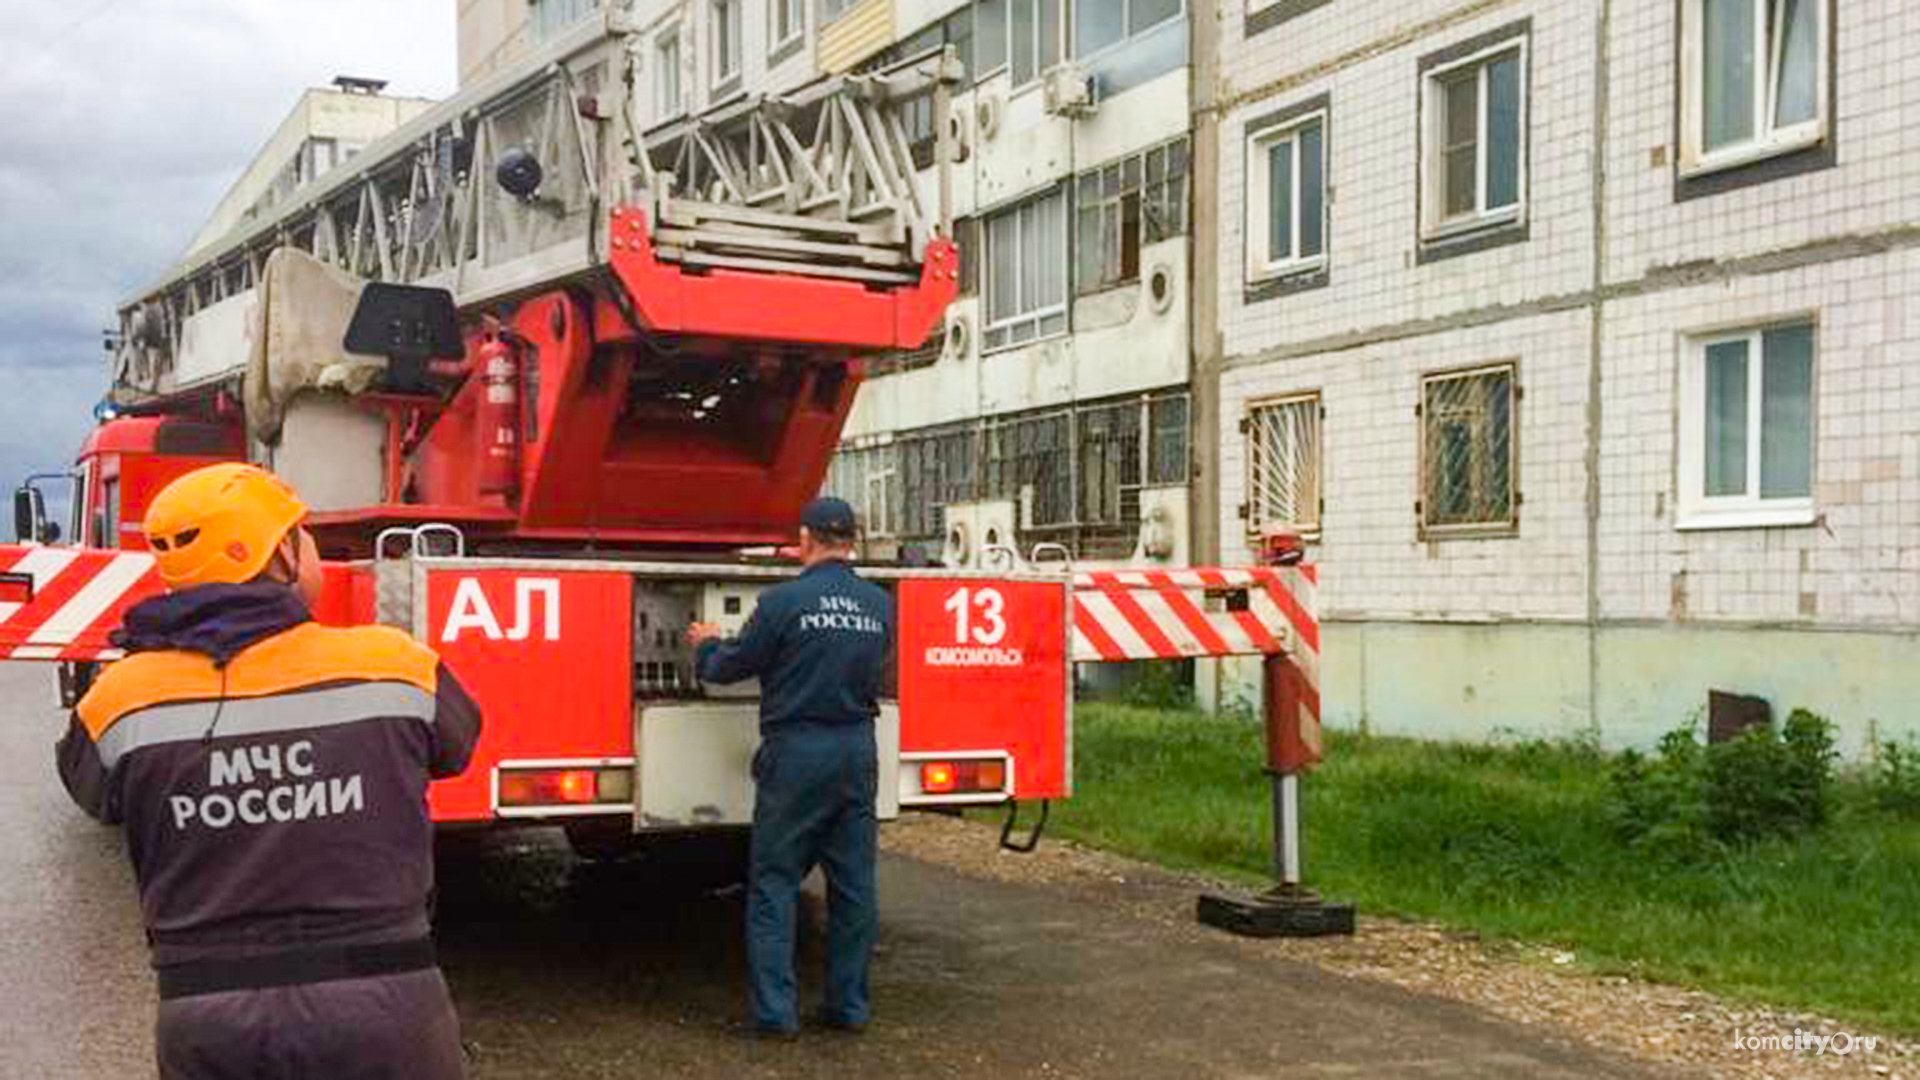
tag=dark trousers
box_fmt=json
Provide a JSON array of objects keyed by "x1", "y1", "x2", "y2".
[
  {"x1": 155, "y1": 968, "x2": 466, "y2": 1080},
  {"x1": 746, "y1": 721, "x2": 879, "y2": 1032}
]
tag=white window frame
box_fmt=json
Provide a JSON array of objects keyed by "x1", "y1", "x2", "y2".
[
  {"x1": 770, "y1": 0, "x2": 805, "y2": 52},
  {"x1": 1245, "y1": 392, "x2": 1323, "y2": 538},
  {"x1": 1421, "y1": 37, "x2": 1528, "y2": 240},
  {"x1": 654, "y1": 27, "x2": 684, "y2": 121},
  {"x1": 1246, "y1": 111, "x2": 1327, "y2": 284},
  {"x1": 983, "y1": 188, "x2": 1069, "y2": 352},
  {"x1": 1678, "y1": 0, "x2": 1829, "y2": 177},
  {"x1": 1677, "y1": 323, "x2": 1818, "y2": 530},
  {"x1": 711, "y1": 0, "x2": 743, "y2": 88}
]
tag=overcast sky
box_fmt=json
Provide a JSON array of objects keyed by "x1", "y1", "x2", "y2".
[{"x1": 0, "y1": 0, "x2": 457, "y2": 508}]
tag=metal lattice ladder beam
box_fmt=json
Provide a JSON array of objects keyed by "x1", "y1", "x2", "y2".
[{"x1": 115, "y1": 11, "x2": 958, "y2": 401}]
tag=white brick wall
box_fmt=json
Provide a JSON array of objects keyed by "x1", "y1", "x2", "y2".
[
  {"x1": 1220, "y1": 308, "x2": 1593, "y2": 621},
  {"x1": 1603, "y1": 0, "x2": 1920, "y2": 283},
  {"x1": 1216, "y1": 0, "x2": 1599, "y2": 361},
  {"x1": 1214, "y1": 0, "x2": 1920, "y2": 633},
  {"x1": 1599, "y1": 253, "x2": 1920, "y2": 628}
]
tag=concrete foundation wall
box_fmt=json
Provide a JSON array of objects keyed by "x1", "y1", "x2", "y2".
[{"x1": 1307, "y1": 621, "x2": 1916, "y2": 756}]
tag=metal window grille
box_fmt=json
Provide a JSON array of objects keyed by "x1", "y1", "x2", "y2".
[
  {"x1": 1245, "y1": 395, "x2": 1321, "y2": 534},
  {"x1": 1419, "y1": 365, "x2": 1517, "y2": 533},
  {"x1": 824, "y1": 444, "x2": 900, "y2": 537},
  {"x1": 824, "y1": 389, "x2": 1189, "y2": 559}
]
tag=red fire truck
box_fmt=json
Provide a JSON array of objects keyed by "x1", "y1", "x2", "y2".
[{"x1": 5, "y1": 18, "x2": 1317, "y2": 866}]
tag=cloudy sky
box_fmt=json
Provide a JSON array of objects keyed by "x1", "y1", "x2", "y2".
[{"x1": 0, "y1": 0, "x2": 457, "y2": 509}]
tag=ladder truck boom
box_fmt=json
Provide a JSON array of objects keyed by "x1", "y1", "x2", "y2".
[{"x1": 110, "y1": 11, "x2": 961, "y2": 556}]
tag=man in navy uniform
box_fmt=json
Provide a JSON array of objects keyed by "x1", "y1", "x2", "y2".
[{"x1": 689, "y1": 497, "x2": 893, "y2": 1038}]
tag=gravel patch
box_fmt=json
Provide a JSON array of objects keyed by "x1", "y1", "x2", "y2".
[{"x1": 881, "y1": 814, "x2": 1916, "y2": 1080}]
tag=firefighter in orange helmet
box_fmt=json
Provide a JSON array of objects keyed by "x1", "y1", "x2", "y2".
[{"x1": 55, "y1": 463, "x2": 483, "y2": 1080}]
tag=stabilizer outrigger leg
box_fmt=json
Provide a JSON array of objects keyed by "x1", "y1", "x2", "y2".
[{"x1": 998, "y1": 799, "x2": 1050, "y2": 854}]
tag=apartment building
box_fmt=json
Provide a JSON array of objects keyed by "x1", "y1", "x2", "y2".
[
  {"x1": 187, "y1": 80, "x2": 435, "y2": 256},
  {"x1": 459, "y1": 0, "x2": 1202, "y2": 573},
  {"x1": 1201, "y1": 0, "x2": 1918, "y2": 749}
]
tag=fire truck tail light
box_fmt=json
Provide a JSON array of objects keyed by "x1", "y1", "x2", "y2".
[
  {"x1": 916, "y1": 758, "x2": 1008, "y2": 797},
  {"x1": 498, "y1": 767, "x2": 632, "y2": 808},
  {"x1": 921, "y1": 762, "x2": 958, "y2": 794}
]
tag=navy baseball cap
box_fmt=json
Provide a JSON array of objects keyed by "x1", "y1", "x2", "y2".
[{"x1": 800, "y1": 497, "x2": 857, "y2": 537}]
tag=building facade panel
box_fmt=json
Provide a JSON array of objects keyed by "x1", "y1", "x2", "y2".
[
  {"x1": 1219, "y1": 307, "x2": 1594, "y2": 622},
  {"x1": 1215, "y1": 1, "x2": 1599, "y2": 365}
]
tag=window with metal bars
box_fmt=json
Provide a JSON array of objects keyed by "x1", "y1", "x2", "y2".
[
  {"x1": 824, "y1": 390, "x2": 1189, "y2": 558},
  {"x1": 1419, "y1": 365, "x2": 1518, "y2": 534},
  {"x1": 824, "y1": 444, "x2": 901, "y2": 537},
  {"x1": 1244, "y1": 394, "x2": 1321, "y2": 536}
]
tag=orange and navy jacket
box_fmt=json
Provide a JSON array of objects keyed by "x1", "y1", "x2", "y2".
[{"x1": 55, "y1": 596, "x2": 482, "y2": 967}]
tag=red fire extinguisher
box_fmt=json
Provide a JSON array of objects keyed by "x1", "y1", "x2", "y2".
[{"x1": 475, "y1": 336, "x2": 521, "y2": 506}]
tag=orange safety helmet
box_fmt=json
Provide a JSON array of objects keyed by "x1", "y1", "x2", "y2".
[{"x1": 143, "y1": 464, "x2": 308, "y2": 590}]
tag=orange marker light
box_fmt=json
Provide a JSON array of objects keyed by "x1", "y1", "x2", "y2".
[{"x1": 921, "y1": 762, "x2": 958, "y2": 794}]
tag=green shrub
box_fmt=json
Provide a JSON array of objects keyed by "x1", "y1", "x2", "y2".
[
  {"x1": 1609, "y1": 710, "x2": 1836, "y2": 858},
  {"x1": 1873, "y1": 736, "x2": 1920, "y2": 818},
  {"x1": 1119, "y1": 661, "x2": 1195, "y2": 710}
]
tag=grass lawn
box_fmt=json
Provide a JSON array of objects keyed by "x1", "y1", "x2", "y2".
[{"x1": 1051, "y1": 704, "x2": 1920, "y2": 1035}]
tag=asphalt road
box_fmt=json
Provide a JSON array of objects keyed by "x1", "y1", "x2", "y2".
[{"x1": 0, "y1": 663, "x2": 1681, "y2": 1079}]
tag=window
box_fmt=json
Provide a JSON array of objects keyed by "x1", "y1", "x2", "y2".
[
  {"x1": 711, "y1": 0, "x2": 743, "y2": 88},
  {"x1": 655, "y1": 29, "x2": 683, "y2": 119},
  {"x1": 984, "y1": 189, "x2": 1068, "y2": 351},
  {"x1": 898, "y1": 92, "x2": 939, "y2": 169},
  {"x1": 827, "y1": 444, "x2": 900, "y2": 538},
  {"x1": 989, "y1": 0, "x2": 1061, "y2": 86},
  {"x1": 1420, "y1": 365, "x2": 1518, "y2": 534},
  {"x1": 1075, "y1": 0, "x2": 1182, "y2": 57},
  {"x1": 1247, "y1": 0, "x2": 1333, "y2": 38},
  {"x1": 1247, "y1": 113, "x2": 1326, "y2": 282},
  {"x1": 819, "y1": 0, "x2": 856, "y2": 23},
  {"x1": 531, "y1": 0, "x2": 600, "y2": 41},
  {"x1": 772, "y1": 0, "x2": 804, "y2": 51},
  {"x1": 1680, "y1": 323, "x2": 1815, "y2": 527},
  {"x1": 1421, "y1": 36, "x2": 1525, "y2": 238},
  {"x1": 1680, "y1": 0, "x2": 1827, "y2": 175},
  {"x1": 1245, "y1": 394, "x2": 1321, "y2": 535},
  {"x1": 977, "y1": 0, "x2": 1007, "y2": 74},
  {"x1": 1076, "y1": 138, "x2": 1188, "y2": 294}
]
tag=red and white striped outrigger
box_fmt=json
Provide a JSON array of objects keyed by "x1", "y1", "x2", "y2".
[
  {"x1": 1072, "y1": 567, "x2": 1318, "y2": 711},
  {"x1": 0, "y1": 547, "x2": 162, "y2": 661},
  {"x1": 0, "y1": 547, "x2": 1322, "y2": 762}
]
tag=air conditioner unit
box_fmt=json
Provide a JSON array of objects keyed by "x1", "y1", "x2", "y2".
[{"x1": 1041, "y1": 63, "x2": 1097, "y2": 118}]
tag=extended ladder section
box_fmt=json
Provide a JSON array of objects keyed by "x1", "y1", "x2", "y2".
[{"x1": 113, "y1": 10, "x2": 960, "y2": 403}]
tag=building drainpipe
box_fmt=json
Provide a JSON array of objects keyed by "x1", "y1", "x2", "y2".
[
  {"x1": 1189, "y1": 0, "x2": 1225, "y2": 709},
  {"x1": 1585, "y1": 0, "x2": 1614, "y2": 741}
]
